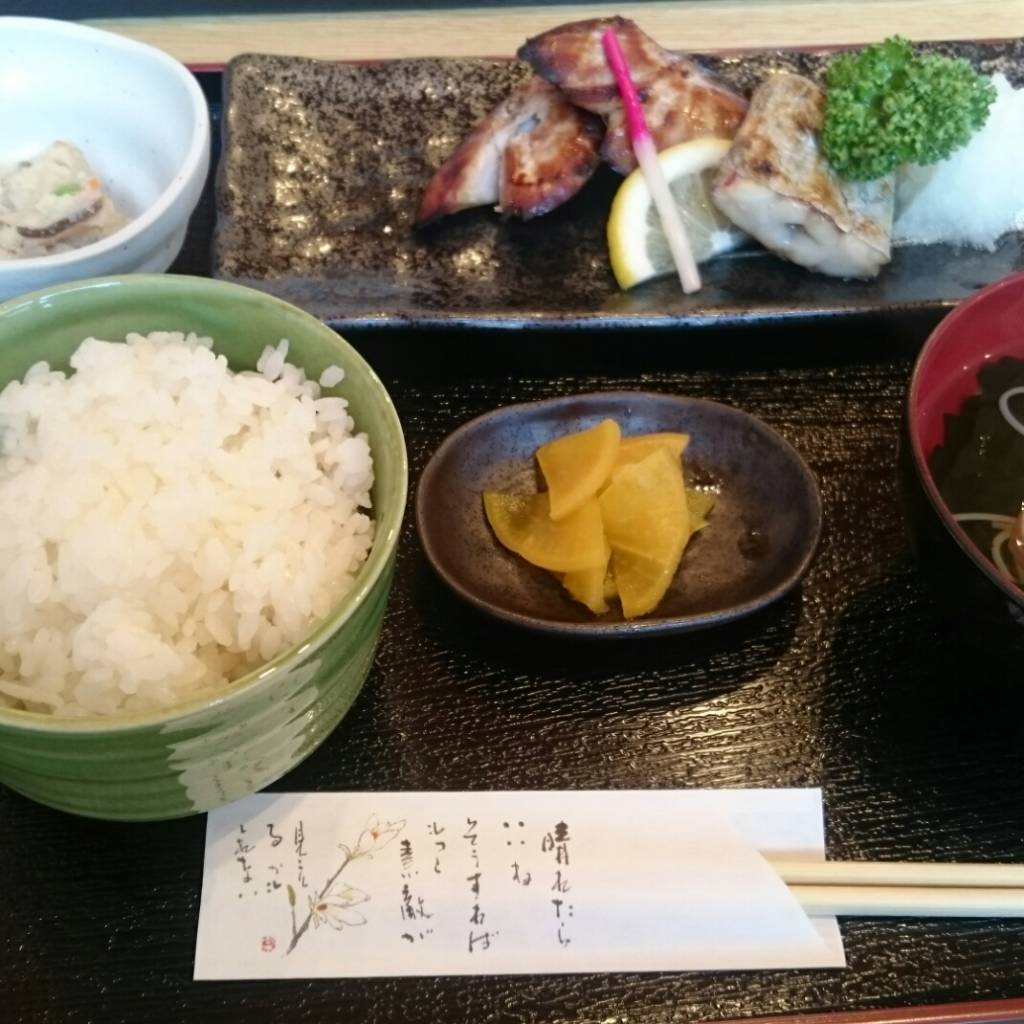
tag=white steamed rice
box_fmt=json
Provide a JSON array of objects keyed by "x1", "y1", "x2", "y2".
[{"x1": 0, "y1": 331, "x2": 374, "y2": 717}]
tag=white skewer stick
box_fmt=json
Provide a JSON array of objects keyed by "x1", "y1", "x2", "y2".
[
  {"x1": 634, "y1": 137, "x2": 703, "y2": 294},
  {"x1": 602, "y1": 28, "x2": 702, "y2": 294}
]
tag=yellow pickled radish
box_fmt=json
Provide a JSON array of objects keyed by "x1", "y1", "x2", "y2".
[
  {"x1": 483, "y1": 491, "x2": 608, "y2": 572},
  {"x1": 562, "y1": 544, "x2": 612, "y2": 614},
  {"x1": 536, "y1": 418, "x2": 621, "y2": 521},
  {"x1": 599, "y1": 447, "x2": 690, "y2": 562},
  {"x1": 600, "y1": 448, "x2": 691, "y2": 618},
  {"x1": 612, "y1": 547, "x2": 685, "y2": 619},
  {"x1": 603, "y1": 570, "x2": 619, "y2": 602},
  {"x1": 686, "y1": 488, "x2": 716, "y2": 532},
  {"x1": 487, "y1": 421, "x2": 714, "y2": 620},
  {"x1": 615, "y1": 431, "x2": 690, "y2": 469}
]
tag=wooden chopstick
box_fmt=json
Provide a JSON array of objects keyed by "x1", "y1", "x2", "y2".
[
  {"x1": 711, "y1": 995, "x2": 1024, "y2": 1024},
  {"x1": 789, "y1": 884, "x2": 1024, "y2": 917},
  {"x1": 760, "y1": 858, "x2": 1024, "y2": 916},
  {"x1": 766, "y1": 857, "x2": 1024, "y2": 889}
]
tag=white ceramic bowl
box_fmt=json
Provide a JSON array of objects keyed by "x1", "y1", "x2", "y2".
[{"x1": 0, "y1": 18, "x2": 210, "y2": 301}]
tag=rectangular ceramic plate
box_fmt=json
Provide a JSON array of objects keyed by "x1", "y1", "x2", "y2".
[{"x1": 213, "y1": 40, "x2": 1024, "y2": 329}]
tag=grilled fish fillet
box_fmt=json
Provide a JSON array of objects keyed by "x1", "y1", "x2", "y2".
[
  {"x1": 416, "y1": 75, "x2": 603, "y2": 225},
  {"x1": 601, "y1": 64, "x2": 747, "y2": 174},
  {"x1": 518, "y1": 15, "x2": 672, "y2": 115},
  {"x1": 518, "y1": 16, "x2": 747, "y2": 173},
  {"x1": 712, "y1": 73, "x2": 894, "y2": 279}
]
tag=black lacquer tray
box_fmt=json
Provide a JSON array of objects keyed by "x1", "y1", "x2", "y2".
[
  {"x1": 213, "y1": 41, "x2": 1024, "y2": 330},
  {"x1": 5, "y1": 70, "x2": 1024, "y2": 1024}
]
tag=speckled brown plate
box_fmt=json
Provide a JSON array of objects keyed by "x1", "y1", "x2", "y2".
[
  {"x1": 214, "y1": 40, "x2": 1024, "y2": 330},
  {"x1": 414, "y1": 391, "x2": 822, "y2": 636}
]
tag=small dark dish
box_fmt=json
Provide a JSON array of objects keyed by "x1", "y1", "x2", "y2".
[
  {"x1": 904, "y1": 270, "x2": 1024, "y2": 656},
  {"x1": 415, "y1": 391, "x2": 822, "y2": 637}
]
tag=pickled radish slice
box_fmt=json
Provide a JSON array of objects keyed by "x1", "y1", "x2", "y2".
[
  {"x1": 483, "y1": 491, "x2": 607, "y2": 572},
  {"x1": 536, "y1": 418, "x2": 621, "y2": 521}
]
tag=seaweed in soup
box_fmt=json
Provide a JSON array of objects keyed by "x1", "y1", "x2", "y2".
[{"x1": 930, "y1": 356, "x2": 1024, "y2": 574}]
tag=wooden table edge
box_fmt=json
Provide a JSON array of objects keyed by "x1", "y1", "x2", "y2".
[{"x1": 85, "y1": 1, "x2": 1024, "y2": 65}]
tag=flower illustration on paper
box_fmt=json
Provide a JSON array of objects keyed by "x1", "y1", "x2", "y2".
[
  {"x1": 308, "y1": 884, "x2": 370, "y2": 931},
  {"x1": 342, "y1": 814, "x2": 404, "y2": 860},
  {"x1": 284, "y1": 813, "x2": 406, "y2": 956}
]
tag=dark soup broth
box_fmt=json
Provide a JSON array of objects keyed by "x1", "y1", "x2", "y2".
[{"x1": 929, "y1": 355, "x2": 1024, "y2": 583}]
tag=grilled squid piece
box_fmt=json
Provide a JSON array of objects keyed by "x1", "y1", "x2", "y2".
[
  {"x1": 518, "y1": 16, "x2": 747, "y2": 174},
  {"x1": 712, "y1": 73, "x2": 894, "y2": 279},
  {"x1": 0, "y1": 141, "x2": 127, "y2": 260},
  {"x1": 416, "y1": 75, "x2": 604, "y2": 225}
]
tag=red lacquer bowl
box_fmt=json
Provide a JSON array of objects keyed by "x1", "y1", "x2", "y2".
[{"x1": 904, "y1": 271, "x2": 1024, "y2": 650}]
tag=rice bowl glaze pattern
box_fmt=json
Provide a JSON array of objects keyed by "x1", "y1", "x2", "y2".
[
  {"x1": 0, "y1": 276, "x2": 407, "y2": 820},
  {"x1": 0, "y1": 577, "x2": 390, "y2": 820}
]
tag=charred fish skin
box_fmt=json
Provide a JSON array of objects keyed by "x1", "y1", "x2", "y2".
[
  {"x1": 500, "y1": 100, "x2": 604, "y2": 220},
  {"x1": 519, "y1": 15, "x2": 747, "y2": 174},
  {"x1": 600, "y1": 63, "x2": 748, "y2": 174},
  {"x1": 415, "y1": 75, "x2": 603, "y2": 226},
  {"x1": 517, "y1": 16, "x2": 671, "y2": 115},
  {"x1": 712, "y1": 72, "x2": 894, "y2": 279},
  {"x1": 416, "y1": 101, "x2": 518, "y2": 226}
]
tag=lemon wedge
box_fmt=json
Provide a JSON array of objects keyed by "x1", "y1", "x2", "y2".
[{"x1": 607, "y1": 137, "x2": 745, "y2": 290}]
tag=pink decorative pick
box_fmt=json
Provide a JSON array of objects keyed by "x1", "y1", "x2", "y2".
[{"x1": 602, "y1": 28, "x2": 702, "y2": 294}]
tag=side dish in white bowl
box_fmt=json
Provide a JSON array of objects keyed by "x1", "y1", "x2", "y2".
[{"x1": 0, "y1": 18, "x2": 210, "y2": 300}]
